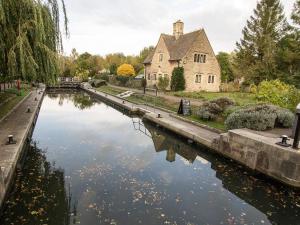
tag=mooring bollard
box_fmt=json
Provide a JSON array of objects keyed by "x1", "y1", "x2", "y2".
[
  {"x1": 157, "y1": 113, "x2": 162, "y2": 118},
  {"x1": 293, "y1": 104, "x2": 300, "y2": 149},
  {"x1": 7, "y1": 135, "x2": 16, "y2": 145},
  {"x1": 277, "y1": 135, "x2": 291, "y2": 147}
]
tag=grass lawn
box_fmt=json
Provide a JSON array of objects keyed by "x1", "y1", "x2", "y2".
[
  {"x1": 0, "y1": 88, "x2": 30, "y2": 120},
  {"x1": 96, "y1": 86, "x2": 124, "y2": 95},
  {"x1": 170, "y1": 91, "x2": 259, "y2": 106},
  {"x1": 187, "y1": 115, "x2": 226, "y2": 131},
  {"x1": 127, "y1": 95, "x2": 178, "y2": 112},
  {"x1": 97, "y1": 85, "x2": 227, "y2": 130},
  {"x1": 97, "y1": 85, "x2": 178, "y2": 112}
]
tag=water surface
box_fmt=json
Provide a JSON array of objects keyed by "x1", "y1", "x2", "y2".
[{"x1": 1, "y1": 91, "x2": 300, "y2": 225}]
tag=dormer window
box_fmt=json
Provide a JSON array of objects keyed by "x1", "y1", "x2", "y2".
[
  {"x1": 194, "y1": 53, "x2": 207, "y2": 63},
  {"x1": 159, "y1": 54, "x2": 163, "y2": 62}
]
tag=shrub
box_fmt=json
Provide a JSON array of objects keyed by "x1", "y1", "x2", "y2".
[
  {"x1": 225, "y1": 104, "x2": 295, "y2": 131},
  {"x1": 94, "y1": 74, "x2": 109, "y2": 81},
  {"x1": 117, "y1": 64, "x2": 135, "y2": 77},
  {"x1": 171, "y1": 67, "x2": 185, "y2": 91},
  {"x1": 256, "y1": 80, "x2": 300, "y2": 111},
  {"x1": 249, "y1": 84, "x2": 257, "y2": 94},
  {"x1": 158, "y1": 76, "x2": 170, "y2": 91},
  {"x1": 90, "y1": 79, "x2": 106, "y2": 88},
  {"x1": 116, "y1": 76, "x2": 130, "y2": 86},
  {"x1": 197, "y1": 97, "x2": 235, "y2": 121},
  {"x1": 220, "y1": 82, "x2": 240, "y2": 92}
]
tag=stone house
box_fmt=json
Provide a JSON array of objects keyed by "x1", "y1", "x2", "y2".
[{"x1": 143, "y1": 20, "x2": 221, "y2": 92}]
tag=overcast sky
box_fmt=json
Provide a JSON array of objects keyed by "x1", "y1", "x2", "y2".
[{"x1": 62, "y1": 0, "x2": 294, "y2": 56}]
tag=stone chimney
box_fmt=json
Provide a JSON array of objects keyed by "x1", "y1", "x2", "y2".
[{"x1": 173, "y1": 20, "x2": 184, "y2": 40}]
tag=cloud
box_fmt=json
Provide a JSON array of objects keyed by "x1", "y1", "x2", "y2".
[{"x1": 62, "y1": 0, "x2": 294, "y2": 56}]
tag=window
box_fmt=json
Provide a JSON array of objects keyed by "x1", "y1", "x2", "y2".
[
  {"x1": 203, "y1": 55, "x2": 207, "y2": 63},
  {"x1": 194, "y1": 54, "x2": 197, "y2": 62},
  {"x1": 159, "y1": 54, "x2": 163, "y2": 62},
  {"x1": 148, "y1": 74, "x2": 151, "y2": 80},
  {"x1": 194, "y1": 53, "x2": 207, "y2": 63},
  {"x1": 208, "y1": 75, "x2": 215, "y2": 84},
  {"x1": 153, "y1": 74, "x2": 157, "y2": 80},
  {"x1": 195, "y1": 74, "x2": 202, "y2": 83}
]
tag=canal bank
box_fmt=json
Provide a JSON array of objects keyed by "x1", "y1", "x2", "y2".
[
  {"x1": 0, "y1": 88, "x2": 45, "y2": 210},
  {"x1": 83, "y1": 86, "x2": 300, "y2": 188}
]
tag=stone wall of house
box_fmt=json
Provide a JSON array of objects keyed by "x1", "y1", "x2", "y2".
[
  {"x1": 183, "y1": 31, "x2": 221, "y2": 92},
  {"x1": 145, "y1": 36, "x2": 175, "y2": 89}
]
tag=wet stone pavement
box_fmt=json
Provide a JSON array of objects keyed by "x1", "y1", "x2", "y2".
[{"x1": 1, "y1": 91, "x2": 300, "y2": 225}]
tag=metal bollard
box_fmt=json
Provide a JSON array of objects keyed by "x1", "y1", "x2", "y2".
[
  {"x1": 7, "y1": 135, "x2": 17, "y2": 145},
  {"x1": 293, "y1": 104, "x2": 300, "y2": 149}
]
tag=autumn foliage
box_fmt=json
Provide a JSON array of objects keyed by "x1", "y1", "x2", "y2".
[{"x1": 117, "y1": 64, "x2": 135, "y2": 77}]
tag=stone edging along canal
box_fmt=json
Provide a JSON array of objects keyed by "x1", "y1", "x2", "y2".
[
  {"x1": 0, "y1": 88, "x2": 45, "y2": 211},
  {"x1": 83, "y1": 86, "x2": 300, "y2": 188}
]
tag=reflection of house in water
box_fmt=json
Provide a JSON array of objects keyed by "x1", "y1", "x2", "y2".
[
  {"x1": 138, "y1": 120, "x2": 300, "y2": 225},
  {"x1": 142, "y1": 121, "x2": 198, "y2": 163}
]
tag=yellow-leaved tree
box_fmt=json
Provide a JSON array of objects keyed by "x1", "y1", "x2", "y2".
[{"x1": 117, "y1": 64, "x2": 135, "y2": 77}]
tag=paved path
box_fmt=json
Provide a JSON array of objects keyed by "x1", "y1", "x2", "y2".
[
  {"x1": 85, "y1": 88, "x2": 220, "y2": 149},
  {"x1": 108, "y1": 84, "x2": 204, "y2": 106},
  {"x1": 0, "y1": 89, "x2": 44, "y2": 208}
]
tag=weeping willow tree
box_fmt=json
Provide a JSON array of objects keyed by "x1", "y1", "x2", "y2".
[{"x1": 0, "y1": 0, "x2": 68, "y2": 85}]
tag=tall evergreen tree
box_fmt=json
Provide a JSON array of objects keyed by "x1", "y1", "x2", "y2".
[
  {"x1": 235, "y1": 0, "x2": 287, "y2": 84},
  {"x1": 0, "y1": 0, "x2": 68, "y2": 85},
  {"x1": 292, "y1": 0, "x2": 300, "y2": 26},
  {"x1": 276, "y1": 0, "x2": 300, "y2": 88}
]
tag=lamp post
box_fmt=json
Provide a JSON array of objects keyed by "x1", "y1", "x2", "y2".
[{"x1": 293, "y1": 104, "x2": 300, "y2": 149}]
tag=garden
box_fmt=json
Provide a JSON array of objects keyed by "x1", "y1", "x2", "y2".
[{"x1": 97, "y1": 79, "x2": 300, "y2": 132}]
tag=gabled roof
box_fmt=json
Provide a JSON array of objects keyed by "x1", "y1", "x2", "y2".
[{"x1": 143, "y1": 29, "x2": 204, "y2": 64}]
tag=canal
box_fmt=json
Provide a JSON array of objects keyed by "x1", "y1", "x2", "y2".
[{"x1": 1, "y1": 91, "x2": 300, "y2": 225}]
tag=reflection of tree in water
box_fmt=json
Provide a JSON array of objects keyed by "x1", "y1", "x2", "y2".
[
  {"x1": 73, "y1": 93, "x2": 95, "y2": 110},
  {"x1": 143, "y1": 120, "x2": 300, "y2": 225},
  {"x1": 0, "y1": 143, "x2": 77, "y2": 225},
  {"x1": 46, "y1": 90, "x2": 96, "y2": 110}
]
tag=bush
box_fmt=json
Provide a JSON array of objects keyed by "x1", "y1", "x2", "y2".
[
  {"x1": 158, "y1": 76, "x2": 170, "y2": 91},
  {"x1": 90, "y1": 79, "x2": 106, "y2": 88},
  {"x1": 117, "y1": 64, "x2": 135, "y2": 77},
  {"x1": 116, "y1": 76, "x2": 130, "y2": 86},
  {"x1": 256, "y1": 80, "x2": 300, "y2": 111},
  {"x1": 225, "y1": 104, "x2": 295, "y2": 131},
  {"x1": 220, "y1": 82, "x2": 240, "y2": 92},
  {"x1": 94, "y1": 74, "x2": 109, "y2": 81},
  {"x1": 197, "y1": 97, "x2": 235, "y2": 121},
  {"x1": 171, "y1": 67, "x2": 185, "y2": 91}
]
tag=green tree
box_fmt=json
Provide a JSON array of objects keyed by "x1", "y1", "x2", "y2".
[
  {"x1": 216, "y1": 52, "x2": 234, "y2": 82},
  {"x1": 0, "y1": 0, "x2": 68, "y2": 84},
  {"x1": 292, "y1": 0, "x2": 300, "y2": 26},
  {"x1": 235, "y1": 0, "x2": 287, "y2": 84},
  {"x1": 171, "y1": 67, "x2": 185, "y2": 91},
  {"x1": 276, "y1": 0, "x2": 300, "y2": 88}
]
